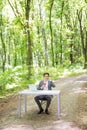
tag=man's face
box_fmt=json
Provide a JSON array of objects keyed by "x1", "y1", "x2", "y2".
[{"x1": 44, "y1": 74, "x2": 49, "y2": 81}]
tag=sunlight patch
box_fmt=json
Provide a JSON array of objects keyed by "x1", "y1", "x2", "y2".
[
  {"x1": 73, "y1": 87, "x2": 87, "y2": 93},
  {"x1": 37, "y1": 120, "x2": 82, "y2": 130},
  {"x1": 75, "y1": 81, "x2": 87, "y2": 83},
  {"x1": 3, "y1": 125, "x2": 33, "y2": 130},
  {"x1": 6, "y1": 83, "x2": 16, "y2": 89}
]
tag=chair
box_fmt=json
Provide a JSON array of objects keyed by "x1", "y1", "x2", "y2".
[
  {"x1": 40, "y1": 99, "x2": 47, "y2": 108},
  {"x1": 40, "y1": 99, "x2": 47, "y2": 105}
]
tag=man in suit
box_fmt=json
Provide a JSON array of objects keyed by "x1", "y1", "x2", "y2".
[{"x1": 34, "y1": 72, "x2": 55, "y2": 114}]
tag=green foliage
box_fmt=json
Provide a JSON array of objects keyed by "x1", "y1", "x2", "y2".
[
  {"x1": 0, "y1": 0, "x2": 87, "y2": 97},
  {"x1": 0, "y1": 64, "x2": 87, "y2": 97},
  {"x1": 0, "y1": 65, "x2": 36, "y2": 96},
  {"x1": 0, "y1": 69, "x2": 13, "y2": 90}
]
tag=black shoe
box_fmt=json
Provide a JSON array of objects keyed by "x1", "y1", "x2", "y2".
[
  {"x1": 45, "y1": 109, "x2": 50, "y2": 115},
  {"x1": 37, "y1": 109, "x2": 44, "y2": 114}
]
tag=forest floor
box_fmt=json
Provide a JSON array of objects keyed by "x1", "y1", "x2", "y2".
[{"x1": 0, "y1": 73, "x2": 87, "y2": 130}]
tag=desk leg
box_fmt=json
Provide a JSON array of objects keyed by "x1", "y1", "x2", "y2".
[
  {"x1": 24, "y1": 95, "x2": 27, "y2": 112},
  {"x1": 18, "y1": 95, "x2": 21, "y2": 118},
  {"x1": 58, "y1": 93, "x2": 61, "y2": 119}
]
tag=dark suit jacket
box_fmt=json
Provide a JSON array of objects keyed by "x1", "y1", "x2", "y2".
[{"x1": 37, "y1": 80, "x2": 55, "y2": 90}]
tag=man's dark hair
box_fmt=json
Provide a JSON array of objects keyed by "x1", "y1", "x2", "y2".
[{"x1": 43, "y1": 72, "x2": 49, "y2": 76}]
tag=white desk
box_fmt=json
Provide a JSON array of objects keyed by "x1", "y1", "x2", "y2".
[{"x1": 18, "y1": 90, "x2": 61, "y2": 119}]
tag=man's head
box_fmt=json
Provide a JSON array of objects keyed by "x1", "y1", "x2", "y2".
[{"x1": 43, "y1": 73, "x2": 49, "y2": 81}]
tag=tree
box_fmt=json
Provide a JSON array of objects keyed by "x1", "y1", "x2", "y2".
[
  {"x1": 0, "y1": 1, "x2": 6, "y2": 72},
  {"x1": 49, "y1": 0, "x2": 55, "y2": 66},
  {"x1": 7, "y1": 0, "x2": 33, "y2": 77},
  {"x1": 25, "y1": 0, "x2": 33, "y2": 77},
  {"x1": 77, "y1": 8, "x2": 87, "y2": 68}
]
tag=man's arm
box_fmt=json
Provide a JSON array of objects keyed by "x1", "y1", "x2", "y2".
[
  {"x1": 37, "y1": 81, "x2": 43, "y2": 90},
  {"x1": 50, "y1": 80, "x2": 55, "y2": 88}
]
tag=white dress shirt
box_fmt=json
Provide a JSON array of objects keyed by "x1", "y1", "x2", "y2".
[{"x1": 43, "y1": 81, "x2": 48, "y2": 90}]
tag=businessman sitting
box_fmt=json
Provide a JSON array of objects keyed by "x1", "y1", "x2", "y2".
[{"x1": 34, "y1": 72, "x2": 55, "y2": 114}]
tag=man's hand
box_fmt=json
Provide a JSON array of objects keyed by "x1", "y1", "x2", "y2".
[{"x1": 41, "y1": 82, "x2": 46, "y2": 89}]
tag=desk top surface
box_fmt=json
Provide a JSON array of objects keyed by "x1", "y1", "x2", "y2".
[{"x1": 19, "y1": 90, "x2": 60, "y2": 95}]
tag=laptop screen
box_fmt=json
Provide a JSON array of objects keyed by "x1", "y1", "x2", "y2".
[{"x1": 29, "y1": 84, "x2": 37, "y2": 91}]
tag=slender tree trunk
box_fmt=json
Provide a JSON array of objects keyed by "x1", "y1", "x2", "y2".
[
  {"x1": 84, "y1": 31, "x2": 87, "y2": 68},
  {"x1": 70, "y1": 43, "x2": 73, "y2": 64},
  {"x1": 13, "y1": 35, "x2": 17, "y2": 67},
  {"x1": 77, "y1": 9, "x2": 87, "y2": 68},
  {"x1": 49, "y1": 0, "x2": 54, "y2": 66},
  {"x1": 26, "y1": 0, "x2": 32, "y2": 78},
  {"x1": 60, "y1": 1, "x2": 64, "y2": 64},
  {"x1": 42, "y1": 28, "x2": 49, "y2": 66},
  {"x1": 0, "y1": 14, "x2": 6, "y2": 72},
  {"x1": 38, "y1": 0, "x2": 48, "y2": 66},
  {"x1": 8, "y1": 34, "x2": 11, "y2": 65}
]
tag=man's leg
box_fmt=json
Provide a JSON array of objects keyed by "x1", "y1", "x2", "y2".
[
  {"x1": 34, "y1": 95, "x2": 44, "y2": 114},
  {"x1": 45, "y1": 96, "x2": 51, "y2": 114}
]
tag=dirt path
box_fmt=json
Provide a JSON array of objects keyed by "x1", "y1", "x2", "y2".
[{"x1": 0, "y1": 74, "x2": 87, "y2": 130}]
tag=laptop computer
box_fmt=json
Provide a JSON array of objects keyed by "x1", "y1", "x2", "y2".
[{"x1": 29, "y1": 84, "x2": 37, "y2": 91}]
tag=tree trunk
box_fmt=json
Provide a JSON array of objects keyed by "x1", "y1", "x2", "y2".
[
  {"x1": 49, "y1": 0, "x2": 54, "y2": 66},
  {"x1": 26, "y1": 0, "x2": 32, "y2": 78},
  {"x1": 8, "y1": 34, "x2": 11, "y2": 65},
  {"x1": 42, "y1": 28, "x2": 49, "y2": 66},
  {"x1": 70, "y1": 43, "x2": 73, "y2": 64},
  {"x1": 77, "y1": 9, "x2": 87, "y2": 68},
  {"x1": 38, "y1": 0, "x2": 48, "y2": 66},
  {"x1": 0, "y1": 14, "x2": 6, "y2": 72},
  {"x1": 84, "y1": 31, "x2": 87, "y2": 68},
  {"x1": 60, "y1": 1, "x2": 64, "y2": 64}
]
